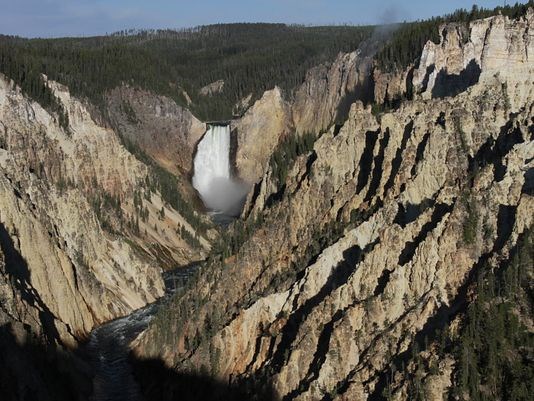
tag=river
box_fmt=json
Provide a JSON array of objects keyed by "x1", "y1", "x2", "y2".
[{"x1": 86, "y1": 265, "x2": 199, "y2": 401}]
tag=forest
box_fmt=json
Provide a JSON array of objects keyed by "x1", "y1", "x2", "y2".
[
  {"x1": 0, "y1": 24, "x2": 373, "y2": 121},
  {"x1": 1, "y1": 3, "x2": 532, "y2": 122}
]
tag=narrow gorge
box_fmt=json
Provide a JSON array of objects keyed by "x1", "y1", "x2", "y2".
[{"x1": 0, "y1": 3, "x2": 533, "y2": 401}]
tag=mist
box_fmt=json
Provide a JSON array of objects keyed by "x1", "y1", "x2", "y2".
[{"x1": 200, "y1": 177, "x2": 249, "y2": 217}]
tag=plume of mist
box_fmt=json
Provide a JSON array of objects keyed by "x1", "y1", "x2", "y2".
[
  {"x1": 200, "y1": 177, "x2": 249, "y2": 217},
  {"x1": 366, "y1": 4, "x2": 406, "y2": 49}
]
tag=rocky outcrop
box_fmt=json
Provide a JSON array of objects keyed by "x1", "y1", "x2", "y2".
[
  {"x1": 373, "y1": 66, "x2": 413, "y2": 105},
  {"x1": 374, "y1": 9, "x2": 534, "y2": 105},
  {"x1": 106, "y1": 85, "x2": 206, "y2": 175},
  {"x1": 233, "y1": 50, "x2": 374, "y2": 185},
  {"x1": 413, "y1": 10, "x2": 534, "y2": 101},
  {"x1": 233, "y1": 93, "x2": 253, "y2": 117},
  {"x1": 232, "y1": 88, "x2": 291, "y2": 184},
  {"x1": 292, "y1": 51, "x2": 374, "y2": 135},
  {"x1": 199, "y1": 80, "x2": 225, "y2": 97},
  {"x1": 135, "y1": 13, "x2": 534, "y2": 400}
]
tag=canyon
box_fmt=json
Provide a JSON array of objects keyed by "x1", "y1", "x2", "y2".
[
  {"x1": 137, "y1": 10, "x2": 534, "y2": 401},
  {"x1": 0, "y1": 7, "x2": 533, "y2": 401}
]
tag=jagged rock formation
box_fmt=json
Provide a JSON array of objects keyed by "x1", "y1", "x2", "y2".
[
  {"x1": 0, "y1": 72, "x2": 213, "y2": 351},
  {"x1": 373, "y1": 67, "x2": 413, "y2": 106},
  {"x1": 233, "y1": 51, "x2": 375, "y2": 185},
  {"x1": 375, "y1": 9, "x2": 534, "y2": 105},
  {"x1": 291, "y1": 51, "x2": 374, "y2": 135},
  {"x1": 135, "y1": 11, "x2": 534, "y2": 401},
  {"x1": 413, "y1": 10, "x2": 534, "y2": 99}
]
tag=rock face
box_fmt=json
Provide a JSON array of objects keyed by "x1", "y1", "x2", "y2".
[
  {"x1": 374, "y1": 9, "x2": 534, "y2": 105},
  {"x1": 0, "y1": 72, "x2": 213, "y2": 353},
  {"x1": 413, "y1": 11, "x2": 534, "y2": 101},
  {"x1": 136, "y1": 12, "x2": 534, "y2": 401},
  {"x1": 292, "y1": 51, "x2": 374, "y2": 135},
  {"x1": 373, "y1": 66, "x2": 413, "y2": 105},
  {"x1": 233, "y1": 51, "x2": 374, "y2": 185},
  {"x1": 199, "y1": 80, "x2": 225, "y2": 97},
  {"x1": 232, "y1": 88, "x2": 291, "y2": 184},
  {"x1": 106, "y1": 86, "x2": 206, "y2": 175}
]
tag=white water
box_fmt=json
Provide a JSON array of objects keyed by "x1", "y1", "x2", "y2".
[
  {"x1": 192, "y1": 125, "x2": 247, "y2": 216},
  {"x1": 193, "y1": 125, "x2": 231, "y2": 198}
]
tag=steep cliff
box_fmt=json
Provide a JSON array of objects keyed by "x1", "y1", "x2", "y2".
[
  {"x1": 414, "y1": 10, "x2": 534, "y2": 102},
  {"x1": 0, "y1": 72, "x2": 214, "y2": 349},
  {"x1": 374, "y1": 8, "x2": 534, "y2": 105},
  {"x1": 136, "y1": 11, "x2": 534, "y2": 401},
  {"x1": 291, "y1": 51, "x2": 374, "y2": 135},
  {"x1": 232, "y1": 88, "x2": 291, "y2": 184},
  {"x1": 106, "y1": 86, "x2": 206, "y2": 175},
  {"x1": 372, "y1": 66, "x2": 413, "y2": 106},
  {"x1": 233, "y1": 50, "x2": 375, "y2": 185}
]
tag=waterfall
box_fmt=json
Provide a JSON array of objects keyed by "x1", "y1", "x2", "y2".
[
  {"x1": 193, "y1": 125, "x2": 231, "y2": 198},
  {"x1": 193, "y1": 125, "x2": 247, "y2": 216}
]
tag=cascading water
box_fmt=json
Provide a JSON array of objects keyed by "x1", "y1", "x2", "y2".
[
  {"x1": 193, "y1": 124, "x2": 247, "y2": 217},
  {"x1": 193, "y1": 125, "x2": 231, "y2": 200}
]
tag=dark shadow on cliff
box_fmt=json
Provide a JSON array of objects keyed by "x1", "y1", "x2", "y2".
[
  {"x1": 369, "y1": 204, "x2": 519, "y2": 401},
  {"x1": 431, "y1": 59, "x2": 482, "y2": 99},
  {"x1": 0, "y1": 222, "x2": 62, "y2": 343},
  {"x1": 0, "y1": 319, "x2": 280, "y2": 401},
  {"x1": 0, "y1": 323, "x2": 92, "y2": 401},
  {"x1": 0, "y1": 218, "x2": 277, "y2": 401},
  {"x1": 131, "y1": 356, "x2": 280, "y2": 401}
]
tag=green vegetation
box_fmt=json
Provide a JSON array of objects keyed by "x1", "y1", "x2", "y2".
[
  {"x1": 0, "y1": 24, "x2": 372, "y2": 121},
  {"x1": 397, "y1": 227, "x2": 534, "y2": 401},
  {"x1": 211, "y1": 213, "x2": 264, "y2": 259},
  {"x1": 462, "y1": 192, "x2": 479, "y2": 245},
  {"x1": 376, "y1": 2, "x2": 534, "y2": 72},
  {"x1": 0, "y1": 43, "x2": 70, "y2": 130},
  {"x1": 120, "y1": 135, "x2": 211, "y2": 236},
  {"x1": 90, "y1": 190, "x2": 123, "y2": 233},
  {"x1": 150, "y1": 164, "x2": 210, "y2": 235},
  {"x1": 453, "y1": 229, "x2": 534, "y2": 401},
  {"x1": 269, "y1": 131, "x2": 317, "y2": 192},
  {"x1": 176, "y1": 224, "x2": 202, "y2": 249}
]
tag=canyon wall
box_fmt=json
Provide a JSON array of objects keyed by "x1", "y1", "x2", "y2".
[
  {"x1": 136, "y1": 11, "x2": 534, "y2": 401},
  {"x1": 106, "y1": 86, "x2": 206, "y2": 175},
  {"x1": 413, "y1": 10, "x2": 534, "y2": 101},
  {"x1": 0, "y1": 73, "x2": 212, "y2": 352},
  {"x1": 232, "y1": 51, "x2": 375, "y2": 186}
]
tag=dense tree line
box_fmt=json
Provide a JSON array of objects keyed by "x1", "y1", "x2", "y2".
[
  {"x1": 2, "y1": 5, "x2": 532, "y2": 119},
  {"x1": 393, "y1": 227, "x2": 534, "y2": 401},
  {"x1": 451, "y1": 228, "x2": 533, "y2": 401},
  {"x1": 0, "y1": 24, "x2": 373, "y2": 121},
  {"x1": 376, "y1": 1, "x2": 534, "y2": 72}
]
